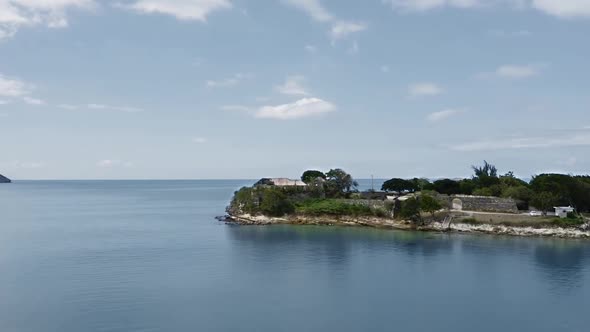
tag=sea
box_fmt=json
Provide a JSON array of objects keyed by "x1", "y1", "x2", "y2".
[{"x1": 0, "y1": 180, "x2": 589, "y2": 332}]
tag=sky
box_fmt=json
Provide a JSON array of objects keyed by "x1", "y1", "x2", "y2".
[{"x1": 1, "y1": 0, "x2": 590, "y2": 180}]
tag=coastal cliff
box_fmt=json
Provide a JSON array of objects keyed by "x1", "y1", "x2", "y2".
[
  {"x1": 225, "y1": 166, "x2": 590, "y2": 239},
  {"x1": 0, "y1": 174, "x2": 10, "y2": 183},
  {"x1": 226, "y1": 213, "x2": 590, "y2": 239}
]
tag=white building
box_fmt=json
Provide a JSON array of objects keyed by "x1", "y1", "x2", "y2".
[
  {"x1": 554, "y1": 206, "x2": 575, "y2": 219},
  {"x1": 255, "y1": 178, "x2": 307, "y2": 187}
]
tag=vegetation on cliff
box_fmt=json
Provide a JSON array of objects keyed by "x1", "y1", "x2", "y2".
[{"x1": 227, "y1": 162, "x2": 590, "y2": 227}]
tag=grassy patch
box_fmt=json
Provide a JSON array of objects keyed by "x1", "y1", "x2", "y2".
[
  {"x1": 296, "y1": 199, "x2": 376, "y2": 217},
  {"x1": 552, "y1": 217, "x2": 585, "y2": 227}
]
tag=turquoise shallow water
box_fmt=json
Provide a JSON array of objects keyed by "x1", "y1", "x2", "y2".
[{"x1": 0, "y1": 180, "x2": 589, "y2": 332}]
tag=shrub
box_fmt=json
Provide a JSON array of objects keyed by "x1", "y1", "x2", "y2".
[
  {"x1": 259, "y1": 188, "x2": 295, "y2": 217},
  {"x1": 553, "y1": 217, "x2": 584, "y2": 227},
  {"x1": 420, "y1": 194, "x2": 442, "y2": 217},
  {"x1": 296, "y1": 199, "x2": 373, "y2": 216},
  {"x1": 400, "y1": 197, "x2": 421, "y2": 222}
]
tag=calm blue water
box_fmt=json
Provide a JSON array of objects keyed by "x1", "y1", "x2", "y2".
[{"x1": 1, "y1": 180, "x2": 589, "y2": 332}]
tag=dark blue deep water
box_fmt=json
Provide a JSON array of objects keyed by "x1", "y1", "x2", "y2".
[{"x1": 1, "y1": 180, "x2": 589, "y2": 332}]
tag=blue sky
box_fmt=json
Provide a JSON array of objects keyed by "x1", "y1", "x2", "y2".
[{"x1": 1, "y1": 0, "x2": 590, "y2": 180}]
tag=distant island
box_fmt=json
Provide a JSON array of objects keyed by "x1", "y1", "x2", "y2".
[
  {"x1": 0, "y1": 174, "x2": 11, "y2": 183},
  {"x1": 225, "y1": 162, "x2": 590, "y2": 239}
]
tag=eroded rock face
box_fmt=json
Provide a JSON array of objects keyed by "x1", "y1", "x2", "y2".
[{"x1": 0, "y1": 174, "x2": 11, "y2": 183}]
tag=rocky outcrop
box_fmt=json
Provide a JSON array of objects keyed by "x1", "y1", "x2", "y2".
[
  {"x1": 0, "y1": 174, "x2": 10, "y2": 183},
  {"x1": 225, "y1": 213, "x2": 590, "y2": 239}
]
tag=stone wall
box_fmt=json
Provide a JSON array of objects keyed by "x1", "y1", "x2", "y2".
[
  {"x1": 449, "y1": 195, "x2": 518, "y2": 213},
  {"x1": 339, "y1": 199, "x2": 387, "y2": 210},
  {"x1": 341, "y1": 195, "x2": 518, "y2": 214}
]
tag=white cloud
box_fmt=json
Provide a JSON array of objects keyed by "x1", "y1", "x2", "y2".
[
  {"x1": 0, "y1": 99, "x2": 9, "y2": 105},
  {"x1": 23, "y1": 96, "x2": 45, "y2": 105},
  {"x1": 495, "y1": 64, "x2": 539, "y2": 78},
  {"x1": 0, "y1": 73, "x2": 30, "y2": 97},
  {"x1": 283, "y1": 0, "x2": 333, "y2": 22},
  {"x1": 408, "y1": 82, "x2": 443, "y2": 97},
  {"x1": 206, "y1": 73, "x2": 247, "y2": 88},
  {"x1": 255, "y1": 97, "x2": 335, "y2": 120},
  {"x1": 384, "y1": 0, "x2": 590, "y2": 19},
  {"x1": 330, "y1": 21, "x2": 367, "y2": 40},
  {"x1": 383, "y1": 0, "x2": 483, "y2": 11},
  {"x1": 87, "y1": 103, "x2": 143, "y2": 112},
  {"x1": 451, "y1": 131, "x2": 590, "y2": 151},
  {"x1": 285, "y1": 0, "x2": 366, "y2": 40},
  {"x1": 531, "y1": 0, "x2": 590, "y2": 18},
  {"x1": 380, "y1": 65, "x2": 390, "y2": 73},
  {"x1": 97, "y1": 159, "x2": 134, "y2": 168},
  {"x1": 0, "y1": 0, "x2": 94, "y2": 40},
  {"x1": 192, "y1": 137, "x2": 207, "y2": 143},
  {"x1": 276, "y1": 75, "x2": 309, "y2": 96},
  {"x1": 427, "y1": 108, "x2": 466, "y2": 122},
  {"x1": 120, "y1": 0, "x2": 232, "y2": 21},
  {"x1": 0, "y1": 73, "x2": 46, "y2": 106}
]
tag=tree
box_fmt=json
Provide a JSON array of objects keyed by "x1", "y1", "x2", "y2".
[
  {"x1": 500, "y1": 171, "x2": 528, "y2": 188},
  {"x1": 458, "y1": 179, "x2": 476, "y2": 195},
  {"x1": 259, "y1": 188, "x2": 295, "y2": 217},
  {"x1": 301, "y1": 170, "x2": 326, "y2": 184},
  {"x1": 412, "y1": 178, "x2": 433, "y2": 191},
  {"x1": 530, "y1": 191, "x2": 560, "y2": 215},
  {"x1": 400, "y1": 197, "x2": 421, "y2": 223},
  {"x1": 420, "y1": 195, "x2": 442, "y2": 218},
  {"x1": 381, "y1": 178, "x2": 417, "y2": 194},
  {"x1": 325, "y1": 169, "x2": 358, "y2": 198},
  {"x1": 502, "y1": 186, "x2": 534, "y2": 210},
  {"x1": 433, "y1": 179, "x2": 462, "y2": 195},
  {"x1": 472, "y1": 160, "x2": 500, "y2": 188}
]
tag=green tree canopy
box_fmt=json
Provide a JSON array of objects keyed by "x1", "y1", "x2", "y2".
[
  {"x1": 325, "y1": 169, "x2": 358, "y2": 197},
  {"x1": 472, "y1": 160, "x2": 500, "y2": 188},
  {"x1": 301, "y1": 170, "x2": 326, "y2": 183},
  {"x1": 400, "y1": 197, "x2": 421, "y2": 223},
  {"x1": 500, "y1": 171, "x2": 529, "y2": 187},
  {"x1": 381, "y1": 178, "x2": 417, "y2": 194},
  {"x1": 420, "y1": 194, "x2": 442, "y2": 217},
  {"x1": 530, "y1": 191, "x2": 560, "y2": 215},
  {"x1": 259, "y1": 188, "x2": 295, "y2": 217},
  {"x1": 433, "y1": 179, "x2": 462, "y2": 195},
  {"x1": 412, "y1": 178, "x2": 433, "y2": 191}
]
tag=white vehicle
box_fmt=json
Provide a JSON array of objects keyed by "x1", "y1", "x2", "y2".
[{"x1": 529, "y1": 210, "x2": 543, "y2": 216}]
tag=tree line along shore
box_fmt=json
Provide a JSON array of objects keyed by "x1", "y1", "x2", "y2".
[{"x1": 226, "y1": 162, "x2": 590, "y2": 235}]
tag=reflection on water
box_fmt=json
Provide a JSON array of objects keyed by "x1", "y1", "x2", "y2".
[
  {"x1": 534, "y1": 241, "x2": 587, "y2": 293},
  {"x1": 228, "y1": 225, "x2": 590, "y2": 295}
]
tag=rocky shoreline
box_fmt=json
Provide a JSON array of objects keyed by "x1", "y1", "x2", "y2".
[{"x1": 223, "y1": 214, "x2": 590, "y2": 239}]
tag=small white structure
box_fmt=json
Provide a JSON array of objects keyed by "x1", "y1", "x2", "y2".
[
  {"x1": 255, "y1": 178, "x2": 307, "y2": 187},
  {"x1": 386, "y1": 193, "x2": 417, "y2": 202},
  {"x1": 270, "y1": 178, "x2": 307, "y2": 187},
  {"x1": 554, "y1": 206, "x2": 575, "y2": 219}
]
